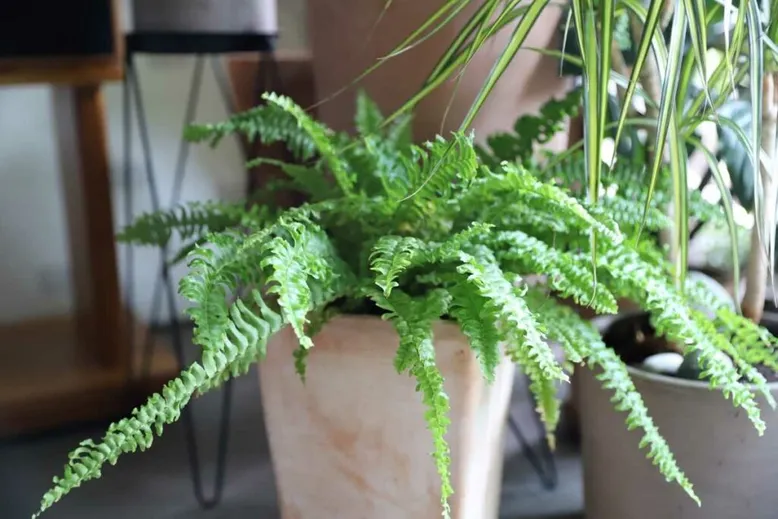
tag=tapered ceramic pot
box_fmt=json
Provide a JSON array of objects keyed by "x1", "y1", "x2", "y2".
[
  {"x1": 580, "y1": 314, "x2": 778, "y2": 519},
  {"x1": 259, "y1": 315, "x2": 516, "y2": 519}
]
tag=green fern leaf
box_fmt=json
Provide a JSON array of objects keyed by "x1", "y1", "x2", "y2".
[
  {"x1": 491, "y1": 230, "x2": 619, "y2": 314},
  {"x1": 369, "y1": 288, "x2": 454, "y2": 518},
  {"x1": 524, "y1": 291, "x2": 699, "y2": 504},
  {"x1": 448, "y1": 280, "x2": 501, "y2": 381},
  {"x1": 117, "y1": 201, "x2": 264, "y2": 248},
  {"x1": 456, "y1": 247, "x2": 567, "y2": 437},
  {"x1": 369, "y1": 222, "x2": 493, "y2": 296},
  {"x1": 35, "y1": 298, "x2": 285, "y2": 517},
  {"x1": 355, "y1": 90, "x2": 386, "y2": 137},
  {"x1": 185, "y1": 101, "x2": 317, "y2": 162},
  {"x1": 263, "y1": 92, "x2": 356, "y2": 195},
  {"x1": 603, "y1": 247, "x2": 766, "y2": 434}
]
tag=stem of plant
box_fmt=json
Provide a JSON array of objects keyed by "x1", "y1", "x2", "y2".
[{"x1": 742, "y1": 73, "x2": 778, "y2": 323}]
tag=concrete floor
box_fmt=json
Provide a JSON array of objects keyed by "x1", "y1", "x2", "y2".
[{"x1": 0, "y1": 356, "x2": 583, "y2": 519}]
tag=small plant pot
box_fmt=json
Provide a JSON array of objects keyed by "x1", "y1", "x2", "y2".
[
  {"x1": 259, "y1": 315, "x2": 515, "y2": 518},
  {"x1": 579, "y1": 313, "x2": 778, "y2": 519},
  {"x1": 131, "y1": 0, "x2": 277, "y2": 34}
]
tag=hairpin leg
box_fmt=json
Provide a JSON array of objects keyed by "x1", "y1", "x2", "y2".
[
  {"x1": 123, "y1": 41, "x2": 283, "y2": 510},
  {"x1": 506, "y1": 386, "x2": 559, "y2": 491}
]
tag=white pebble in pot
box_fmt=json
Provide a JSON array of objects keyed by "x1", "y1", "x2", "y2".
[{"x1": 640, "y1": 352, "x2": 684, "y2": 375}]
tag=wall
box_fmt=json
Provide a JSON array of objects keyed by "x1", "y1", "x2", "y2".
[{"x1": 0, "y1": 0, "x2": 306, "y2": 325}]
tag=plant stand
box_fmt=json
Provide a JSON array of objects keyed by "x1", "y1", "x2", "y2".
[{"x1": 121, "y1": 29, "x2": 277, "y2": 509}]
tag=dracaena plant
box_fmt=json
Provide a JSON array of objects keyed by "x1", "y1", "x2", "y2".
[
  {"x1": 34, "y1": 92, "x2": 778, "y2": 517},
  {"x1": 363, "y1": 0, "x2": 778, "y2": 294}
]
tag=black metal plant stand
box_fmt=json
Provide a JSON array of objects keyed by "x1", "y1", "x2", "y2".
[{"x1": 121, "y1": 31, "x2": 278, "y2": 510}]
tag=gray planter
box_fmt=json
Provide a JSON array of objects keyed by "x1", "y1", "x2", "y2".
[
  {"x1": 132, "y1": 0, "x2": 277, "y2": 34},
  {"x1": 580, "y1": 314, "x2": 778, "y2": 519}
]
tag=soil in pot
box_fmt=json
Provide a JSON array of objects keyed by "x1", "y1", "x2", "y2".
[{"x1": 602, "y1": 312, "x2": 778, "y2": 383}]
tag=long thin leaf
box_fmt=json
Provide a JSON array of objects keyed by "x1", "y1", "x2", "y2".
[
  {"x1": 526, "y1": 47, "x2": 659, "y2": 108},
  {"x1": 684, "y1": 0, "x2": 712, "y2": 106},
  {"x1": 684, "y1": 4, "x2": 747, "y2": 126},
  {"x1": 426, "y1": 0, "x2": 507, "y2": 84},
  {"x1": 641, "y1": 0, "x2": 688, "y2": 287},
  {"x1": 746, "y1": 2, "x2": 767, "y2": 270},
  {"x1": 310, "y1": 0, "x2": 467, "y2": 113},
  {"x1": 458, "y1": 0, "x2": 551, "y2": 130},
  {"x1": 611, "y1": 0, "x2": 667, "y2": 168},
  {"x1": 687, "y1": 135, "x2": 742, "y2": 314}
]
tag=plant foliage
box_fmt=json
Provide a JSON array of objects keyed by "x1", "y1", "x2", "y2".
[{"x1": 34, "y1": 92, "x2": 777, "y2": 517}]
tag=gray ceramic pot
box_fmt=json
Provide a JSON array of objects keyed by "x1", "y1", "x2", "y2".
[
  {"x1": 580, "y1": 315, "x2": 778, "y2": 519},
  {"x1": 132, "y1": 0, "x2": 277, "y2": 34}
]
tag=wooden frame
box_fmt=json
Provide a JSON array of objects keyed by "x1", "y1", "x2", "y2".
[
  {"x1": 0, "y1": 1, "x2": 176, "y2": 437},
  {"x1": 0, "y1": 1, "x2": 124, "y2": 86}
]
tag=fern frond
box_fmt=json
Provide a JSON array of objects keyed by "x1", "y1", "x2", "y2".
[
  {"x1": 476, "y1": 88, "x2": 582, "y2": 168},
  {"x1": 456, "y1": 247, "x2": 567, "y2": 437},
  {"x1": 261, "y1": 221, "x2": 318, "y2": 349},
  {"x1": 524, "y1": 291, "x2": 699, "y2": 504},
  {"x1": 603, "y1": 247, "x2": 766, "y2": 434},
  {"x1": 369, "y1": 288, "x2": 454, "y2": 518},
  {"x1": 262, "y1": 215, "x2": 355, "y2": 351},
  {"x1": 117, "y1": 201, "x2": 262, "y2": 248},
  {"x1": 355, "y1": 90, "x2": 385, "y2": 137},
  {"x1": 369, "y1": 222, "x2": 493, "y2": 296},
  {"x1": 263, "y1": 93, "x2": 356, "y2": 195},
  {"x1": 402, "y1": 132, "x2": 479, "y2": 202},
  {"x1": 457, "y1": 163, "x2": 623, "y2": 244},
  {"x1": 491, "y1": 230, "x2": 619, "y2": 314},
  {"x1": 185, "y1": 101, "x2": 316, "y2": 162},
  {"x1": 245, "y1": 158, "x2": 338, "y2": 202},
  {"x1": 448, "y1": 280, "x2": 501, "y2": 381},
  {"x1": 35, "y1": 297, "x2": 285, "y2": 517}
]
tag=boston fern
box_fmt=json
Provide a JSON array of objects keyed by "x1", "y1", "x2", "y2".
[{"x1": 35, "y1": 92, "x2": 777, "y2": 517}]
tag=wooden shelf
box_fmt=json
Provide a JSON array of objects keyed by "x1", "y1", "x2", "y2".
[{"x1": 0, "y1": 314, "x2": 178, "y2": 438}]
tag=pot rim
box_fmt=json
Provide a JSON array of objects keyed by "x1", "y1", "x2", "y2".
[{"x1": 591, "y1": 313, "x2": 778, "y2": 392}]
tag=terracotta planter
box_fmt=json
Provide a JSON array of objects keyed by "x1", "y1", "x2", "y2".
[
  {"x1": 259, "y1": 315, "x2": 516, "y2": 519},
  {"x1": 580, "y1": 314, "x2": 778, "y2": 519},
  {"x1": 307, "y1": 0, "x2": 572, "y2": 143},
  {"x1": 132, "y1": 0, "x2": 277, "y2": 34}
]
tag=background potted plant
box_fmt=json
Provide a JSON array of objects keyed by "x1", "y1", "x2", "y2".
[{"x1": 539, "y1": 2, "x2": 778, "y2": 517}]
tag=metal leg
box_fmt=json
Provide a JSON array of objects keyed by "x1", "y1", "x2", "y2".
[
  {"x1": 123, "y1": 43, "x2": 291, "y2": 510},
  {"x1": 506, "y1": 387, "x2": 559, "y2": 491},
  {"x1": 124, "y1": 51, "x2": 234, "y2": 510}
]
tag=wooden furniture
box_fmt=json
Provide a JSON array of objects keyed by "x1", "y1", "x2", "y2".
[{"x1": 0, "y1": 0, "x2": 177, "y2": 437}]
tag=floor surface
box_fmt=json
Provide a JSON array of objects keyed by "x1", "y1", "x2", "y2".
[{"x1": 0, "y1": 351, "x2": 583, "y2": 519}]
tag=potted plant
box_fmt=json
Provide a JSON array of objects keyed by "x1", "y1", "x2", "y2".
[
  {"x1": 558, "y1": 5, "x2": 778, "y2": 516},
  {"x1": 32, "y1": 88, "x2": 778, "y2": 519}
]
